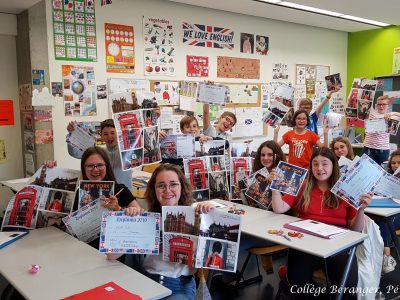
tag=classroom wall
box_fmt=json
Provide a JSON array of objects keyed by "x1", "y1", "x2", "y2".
[
  {"x1": 347, "y1": 26, "x2": 400, "y2": 93},
  {"x1": 42, "y1": 0, "x2": 348, "y2": 169},
  {"x1": 0, "y1": 13, "x2": 22, "y2": 215}
]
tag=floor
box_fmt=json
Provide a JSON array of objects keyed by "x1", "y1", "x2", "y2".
[{"x1": 1, "y1": 249, "x2": 399, "y2": 299}]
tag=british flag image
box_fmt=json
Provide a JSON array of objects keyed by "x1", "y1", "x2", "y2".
[{"x1": 182, "y1": 22, "x2": 234, "y2": 49}]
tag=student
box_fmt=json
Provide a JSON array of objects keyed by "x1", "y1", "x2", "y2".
[
  {"x1": 379, "y1": 149, "x2": 400, "y2": 273},
  {"x1": 249, "y1": 140, "x2": 286, "y2": 209},
  {"x1": 203, "y1": 104, "x2": 236, "y2": 140},
  {"x1": 298, "y1": 87, "x2": 340, "y2": 134},
  {"x1": 107, "y1": 164, "x2": 215, "y2": 300},
  {"x1": 363, "y1": 95, "x2": 391, "y2": 166},
  {"x1": 67, "y1": 119, "x2": 132, "y2": 191},
  {"x1": 388, "y1": 149, "x2": 400, "y2": 175},
  {"x1": 45, "y1": 147, "x2": 141, "y2": 249},
  {"x1": 274, "y1": 110, "x2": 327, "y2": 168},
  {"x1": 271, "y1": 147, "x2": 371, "y2": 298},
  {"x1": 330, "y1": 136, "x2": 355, "y2": 160},
  {"x1": 205, "y1": 241, "x2": 223, "y2": 269}
]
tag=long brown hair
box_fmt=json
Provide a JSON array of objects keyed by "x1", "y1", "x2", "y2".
[
  {"x1": 145, "y1": 164, "x2": 193, "y2": 213},
  {"x1": 80, "y1": 147, "x2": 116, "y2": 182},
  {"x1": 388, "y1": 150, "x2": 400, "y2": 174},
  {"x1": 330, "y1": 137, "x2": 354, "y2": 160},
  {"x1": 298, "y1": 147, "x2": 340, "y2": 212},
  {"x1": 253, "y1": 140, "x2": 286, "y2": 172}
]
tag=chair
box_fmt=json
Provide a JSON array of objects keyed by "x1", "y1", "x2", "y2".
[{"x1": 234, "y1": 245, "x2": 288, "y2": 289}]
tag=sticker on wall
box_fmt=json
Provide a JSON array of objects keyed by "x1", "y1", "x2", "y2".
[
  {"x1": 19, "y1": 84, "x2": 32, "y2": 111},
  {"x1": 182, "y1": 22, "x2": 234, "y2": 49},
  {"x1": 255, "y1": 35, "x2": 269, "y2": 55},
  {"x1": 393, "y1": 47, "x2": 400, "y2": 75},
  {"x1": 0, "y1": 139, "x2": 6, "y2": 163},
  {"x1": 186, "y1": 55, "x2": 209, "y2": 77},
  {"x1": 105, "y1": 23, "x2": 135, "y2": 74},
  {"x1": 32, "y1": 70, "x2": 45, "y2": 86},
  {"x1": 240, "y1": 33, "x2": 254, "y2": 54},
  {"x1": 34, "y1": 109, "x2": 53, "y2": 122},
  {"x1": 25, "y1": 153, "x2": 35, "y2": 175},
  {"x1": 62, "y1": 65, "x2": 97, "y2": 116},
  {"x1": 52, "y1": 0, "x2": 97, "y2": 62},
  {"x1": 0, "y1": 100, "x2": 14, "y2": 126},
  {"x1": 217, "y1": 56, "x2": 260, "y2": 79},
  {"x1": 101, "y1": 0, "x2": 112, "y2": 5},
  {"x1": 51, "y1": 82, "x2": 63, "y2": 96},
  {"x1": 272, "y1": 63, "x2": 289, "y2": 80},
  {"x1": 22, "y1": 112, "x2": 34, "y2": 132},
  {"x1": 143, "y1": 16, "x2": 175, "y2": 76}
]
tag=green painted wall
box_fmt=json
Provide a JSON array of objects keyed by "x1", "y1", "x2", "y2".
[{"x1": 347, "y1": 26, "x2": 400, "y2": 93}]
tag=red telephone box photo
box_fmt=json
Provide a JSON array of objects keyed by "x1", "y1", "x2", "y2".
[
  {"x1": 169, "y1": 236, "x2": 194, "y2": 266},
  {"x1": 187, "y1": 159, "x2": 207, "y2": 190},
  {"x1": 8, "y1": 186, "x2": 39, "y2": 228},
  {"x1": 117, "y1": 112, "x2": 143, "y2": 150}
]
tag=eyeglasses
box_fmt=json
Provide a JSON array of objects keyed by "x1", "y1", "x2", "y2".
[
  {"x1": 300, "y1": 106, "x2": 312, "y2": 110},
  {"x1": 376, "y1": 103, "x2": 388, "y2": 106},
  {"x1": 84, "y1": 163, "x2": 106, "y2": 170},
  {"x1": 155, "y1": 182, "x2": 180, "y2": 191},
  {"x1": 224, "y1": 117, "x2": 235, "y2": 127}
]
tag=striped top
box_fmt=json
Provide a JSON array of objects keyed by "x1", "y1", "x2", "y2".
[{"x1": 363, "y1": 110, "x2": 390, "y2": 150}]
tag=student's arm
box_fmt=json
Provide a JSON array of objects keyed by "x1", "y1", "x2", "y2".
[
  {"x1": 271, "y1": 190, "x2": 291, "y2": 213},
  {"x1": 315, "y1": 88, "x2": 340, "y2": 117},
  {"x1": 315, "y1": 126, "x2": 329, "y2": 148},
  {"x1": 203, "y1": 104, "x2": 211, "y2": 131},
  {"x1": 273, "y1": 126, "x2": 285, "y2": 147},
  {"x1": 348, "y1": 193, "x2": 372, "y2": 232}
]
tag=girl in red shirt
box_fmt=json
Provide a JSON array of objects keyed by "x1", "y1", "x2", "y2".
[
  {"x1": 271, "y1": 147, "x2": 371, "y2": 299},
  {"x1": 274, "y1": 110, "x2": 327, "y2": 168}
]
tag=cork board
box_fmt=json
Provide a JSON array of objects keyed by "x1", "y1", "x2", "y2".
[{"x1": 217, "y1": 56, "x2": 260, "y2": 79}]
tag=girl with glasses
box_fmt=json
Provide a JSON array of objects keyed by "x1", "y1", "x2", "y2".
[{"x1": 107, "y1": 164, "x2": 215, "y2": 300}]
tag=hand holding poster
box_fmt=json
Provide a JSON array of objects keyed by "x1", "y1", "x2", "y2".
[{"x1": 270, "y1": 162, "x2": 307, "y2": 196}]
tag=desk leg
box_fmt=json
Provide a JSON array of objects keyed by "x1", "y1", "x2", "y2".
[
  {"x1": 387, "y1": 217, "x2": 400, "y2": 259},
  {"x1": 334, "y1": 246, "x2": 356, "y2": 300}
]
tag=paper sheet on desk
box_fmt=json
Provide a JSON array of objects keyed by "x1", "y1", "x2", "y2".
[{"x1": 284, "y1": 219, "x2": 349, "y2": 239}]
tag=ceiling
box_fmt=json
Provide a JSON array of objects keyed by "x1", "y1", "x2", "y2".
[
  {"x1": 169, "y1": 0, "x2": 400, "y2": 32},
  {"x1": 0, "y1": 0, "x2": 398, "y2": 32}
]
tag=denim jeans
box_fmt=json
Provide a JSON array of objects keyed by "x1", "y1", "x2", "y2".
[
  {"x1": 145, "y1": 272, "x2": 196, "y2": 300},
  {"x1": 363, "y1": 147, "x2": 390, "y2": 166}
]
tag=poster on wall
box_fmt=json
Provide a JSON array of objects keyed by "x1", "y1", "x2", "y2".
[
  {"x1": 0, "y1": 100, "x2": 14, "y2": 126},
  {"x1": 35, "y1": 129, "x2": 54, "y2": 145},
  {"x1": 240, "y1": 33, "x2": 254, "y2": 54},
  {"x1": 32, "y1": 70, "x2": 45, "y2": 86},
  {"x1": 52, "y1": 0, "x2": 97, "y2": 62},
  {"x1": 393, "y1": 47, "x2": 400, "y2": 75},
  {"x1": 217, "y1": 56, "x2": 260, "y2": 79},
  {"x1": 255, "y1": 35, "x2": 269, "y2": 55},
  {"x1": 273, "y1": 63, "x2": 289, "y2": 80},
  {"x1": 105, "y1": 23, "x2": 135, "y2": 74},
  {"x1": 22, "y1": 112, "x2": 34, "y2": 132},
  {"x1": 182, "y1": 22, "x2": 234, "y2": 50},
  {"x1": 34, "y1": 109, "x2": 53, "y2": 122},
  {"x1": 143, "y1": 16, "x2": 175, "y2": 76},
  {"x1": 19, "y1": 84, "x2": 32, "y2": 110},
  {"x1": 0, "y1": 139, "x2": 6, "y2": 163},
  {"x1": 51, "y1": 82, "x2": 63, "y2": 96},
  {"x1": 154, "y1": 81, "x2": 180, "y2": 106},
  {"x1": 187, "y1": 55, "x2": 209, "y2": 77},
  {"x1": 62, "y1": 65, "x2": 97, "y2": 116},
  {"x1": 227, "y1": 84, "x2": 259, "y2": 104}
]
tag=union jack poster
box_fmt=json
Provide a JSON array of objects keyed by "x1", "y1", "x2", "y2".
[{"x1": 182, "y1": 22, "x2": 234, "y2": 49}]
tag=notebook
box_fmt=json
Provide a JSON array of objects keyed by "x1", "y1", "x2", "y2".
[
  {"x1": 0, "y1": 231, "x2": 29, "y2": 249},
  {"x1": 62, "y1": 282, "x2": 142, "y2": 300}
]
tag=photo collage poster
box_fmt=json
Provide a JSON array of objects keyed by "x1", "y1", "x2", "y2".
[
  {"x1": 78, "y1": 180, "x2": 115, "y2": 209},
  {"x1": 230, "y1": 157, "x2": 253, "y2": 201},
  {"x1": 1, "y1": 166, "x2": 79, "y2": 231},
  {"x1": 154, "y1": 81, "x2": 180, "y2": 106},
  {"x1": 143, "y1": 17, "x2": 175, "y2": 76},
  {"x1": 52, "y1": 0, "x2": 97, "y2": 61},
  {"x1": 162, "y1": 206, "x2": 242, "y2": 273},
  {"x1": 244, "y1": 167, "x2": 271, "y2": 209},
  {"x1": 183, "y1": 140, "x2": 229, "y2": 202},
  {"x1": 62, "y1": 65, "x2": 97, "y2": 116},
  {"x1": 114, "y1": 109, "x2": 161, "y2": 171},
  {"x1": 270, "y1": 161, "x2": 308, "y2": 196},
  {"x1": 346, "y1": 78, "x2": 378, "y2": 121},
  {"x1": 107, "y1": 78, "x2": 154, "y2": 116},
  {"x1": 160, "y1": 134, "x2": 195, "y2": 159}
]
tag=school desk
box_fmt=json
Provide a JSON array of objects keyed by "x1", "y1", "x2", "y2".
[
  {"x1": 215, "y1": 199, "x2": 367, "y2": 300},
  {"x1": 0, "y1": 226, "x2": 171, "y2": 300}
]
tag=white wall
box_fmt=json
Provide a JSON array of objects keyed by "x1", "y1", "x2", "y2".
[
  {"x1": 44, "y1": 0, "x2": 348, "y2": 169},
  {"x1": 0, "y1": 31, "x2": 22, "y2": 214}
]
